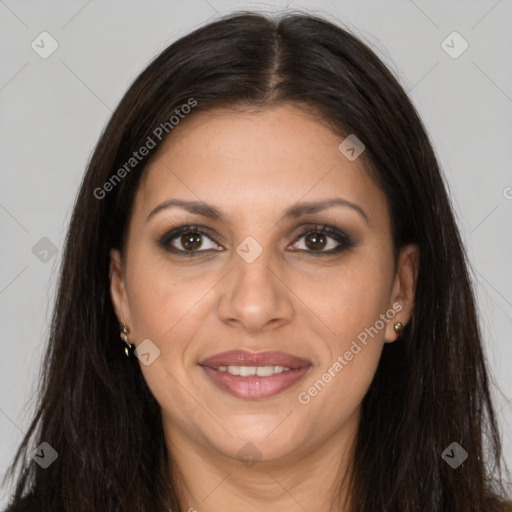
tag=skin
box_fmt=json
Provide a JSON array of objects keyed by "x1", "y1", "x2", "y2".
[{"x1": 109, "y1": 104, "x2": 419, "y2": 512}]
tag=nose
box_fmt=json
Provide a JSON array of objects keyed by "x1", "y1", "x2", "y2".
[{"x1": 217, "y1": 249, "x2": 295, "y2": 334}]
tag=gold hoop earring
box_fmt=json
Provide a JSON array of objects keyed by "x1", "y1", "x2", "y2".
[{"x1": 119, "y1": 323, "x2": 134, "y2": 357}]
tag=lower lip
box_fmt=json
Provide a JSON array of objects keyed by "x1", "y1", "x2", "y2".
[{"x1": 201, "y1": 366, "x2": 311, "y2": 399}]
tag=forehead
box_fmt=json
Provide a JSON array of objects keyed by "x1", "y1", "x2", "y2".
[{"x1": 134, "y1": 104, "x2": 388, "y2": 226}]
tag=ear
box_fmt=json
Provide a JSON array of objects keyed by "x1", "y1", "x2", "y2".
[
  {"x1": 109, "y1": 248, "x2": 131, "y2": 328},
  {"x1": 384, "y1": 243, "x2": 419, "y2": 343}
]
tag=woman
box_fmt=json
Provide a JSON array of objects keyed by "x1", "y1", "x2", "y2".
[{"x1": 3, "y1": 11, "x2": 511, "y2": 512}]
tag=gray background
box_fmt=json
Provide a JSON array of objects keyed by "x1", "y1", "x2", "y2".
[{"x1": 1, "y1": 0, "x2": 511, "y2": 504}]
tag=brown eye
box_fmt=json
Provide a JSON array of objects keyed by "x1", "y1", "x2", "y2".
[
  {"x1": 304, "y1": 232, "x2": 327, "y2": 251},
  {"x1": 157, "y1": 224, "x2": 223, "y2": 256},
  {"x1": 181, "y1": 232, "x2": 203, "y2": 251},
  {"x1": 290, "y1": 224, "x2": 355, "y2": 255}
]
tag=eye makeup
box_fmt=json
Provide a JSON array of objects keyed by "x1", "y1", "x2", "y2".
[{"x1": 154, "y1": 221, "x2": 357, "y2": 258}]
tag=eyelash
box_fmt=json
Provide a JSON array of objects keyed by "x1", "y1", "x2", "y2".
[{"x1": 156, "y1": 222, "x2": 355, "y2": 257}]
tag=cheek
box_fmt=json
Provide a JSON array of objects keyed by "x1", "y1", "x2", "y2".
[
  {"x1": 299, "y1": 254, "x2": 393, "y2": 349},
  {"x1": 294, "y1": 255, "x2": 392, "y2": 409},
  {"x1": 125, "y1": 252, "x2": 226, "y2": 408},
  {"x1": 125, "y1": 259, "x2": 215, "y2": 420},
  {"x1": 126, "y1": 250, "x2": 214, "y2": 342}
]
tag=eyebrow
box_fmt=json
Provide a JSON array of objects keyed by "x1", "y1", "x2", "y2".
[{"x1": 146, "y1": 197, "x2": 369, "y2": 224}]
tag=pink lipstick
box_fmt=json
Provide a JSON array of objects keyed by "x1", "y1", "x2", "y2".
[{"x1": 199, "y1": 349, "x2": 312, "y2": 400}]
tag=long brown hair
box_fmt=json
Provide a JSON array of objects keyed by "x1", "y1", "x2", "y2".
[{"x1": 3, "y1": 11, "x2": 511, "y2": 512}]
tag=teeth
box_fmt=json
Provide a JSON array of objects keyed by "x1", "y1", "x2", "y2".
[
  {"x1": 255, "y1": 366, "x2": 275, "y2": 377},
  {"x1": 216, "y1": 365, "x2": 292, "y2": 376}
]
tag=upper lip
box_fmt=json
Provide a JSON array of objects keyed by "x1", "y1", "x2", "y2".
[{"x1": 199, "y1": 350, "x2": 312, "y2": 369}]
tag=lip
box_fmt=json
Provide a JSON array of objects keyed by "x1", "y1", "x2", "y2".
[
  {"x1": 199, "y1": 350, "x2": 312, "y2": 369},
  {"x1": 199, "y1": 350, "x2": 312, "y2": 400}
]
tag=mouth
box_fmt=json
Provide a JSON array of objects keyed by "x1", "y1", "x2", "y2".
[{"x1": 199, "y1": 350, "x2": 312, "y2": 400}]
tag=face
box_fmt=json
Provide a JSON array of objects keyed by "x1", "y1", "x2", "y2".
[{"x1": 110, "y1": 104, "x2": 418, "y2": 467}]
